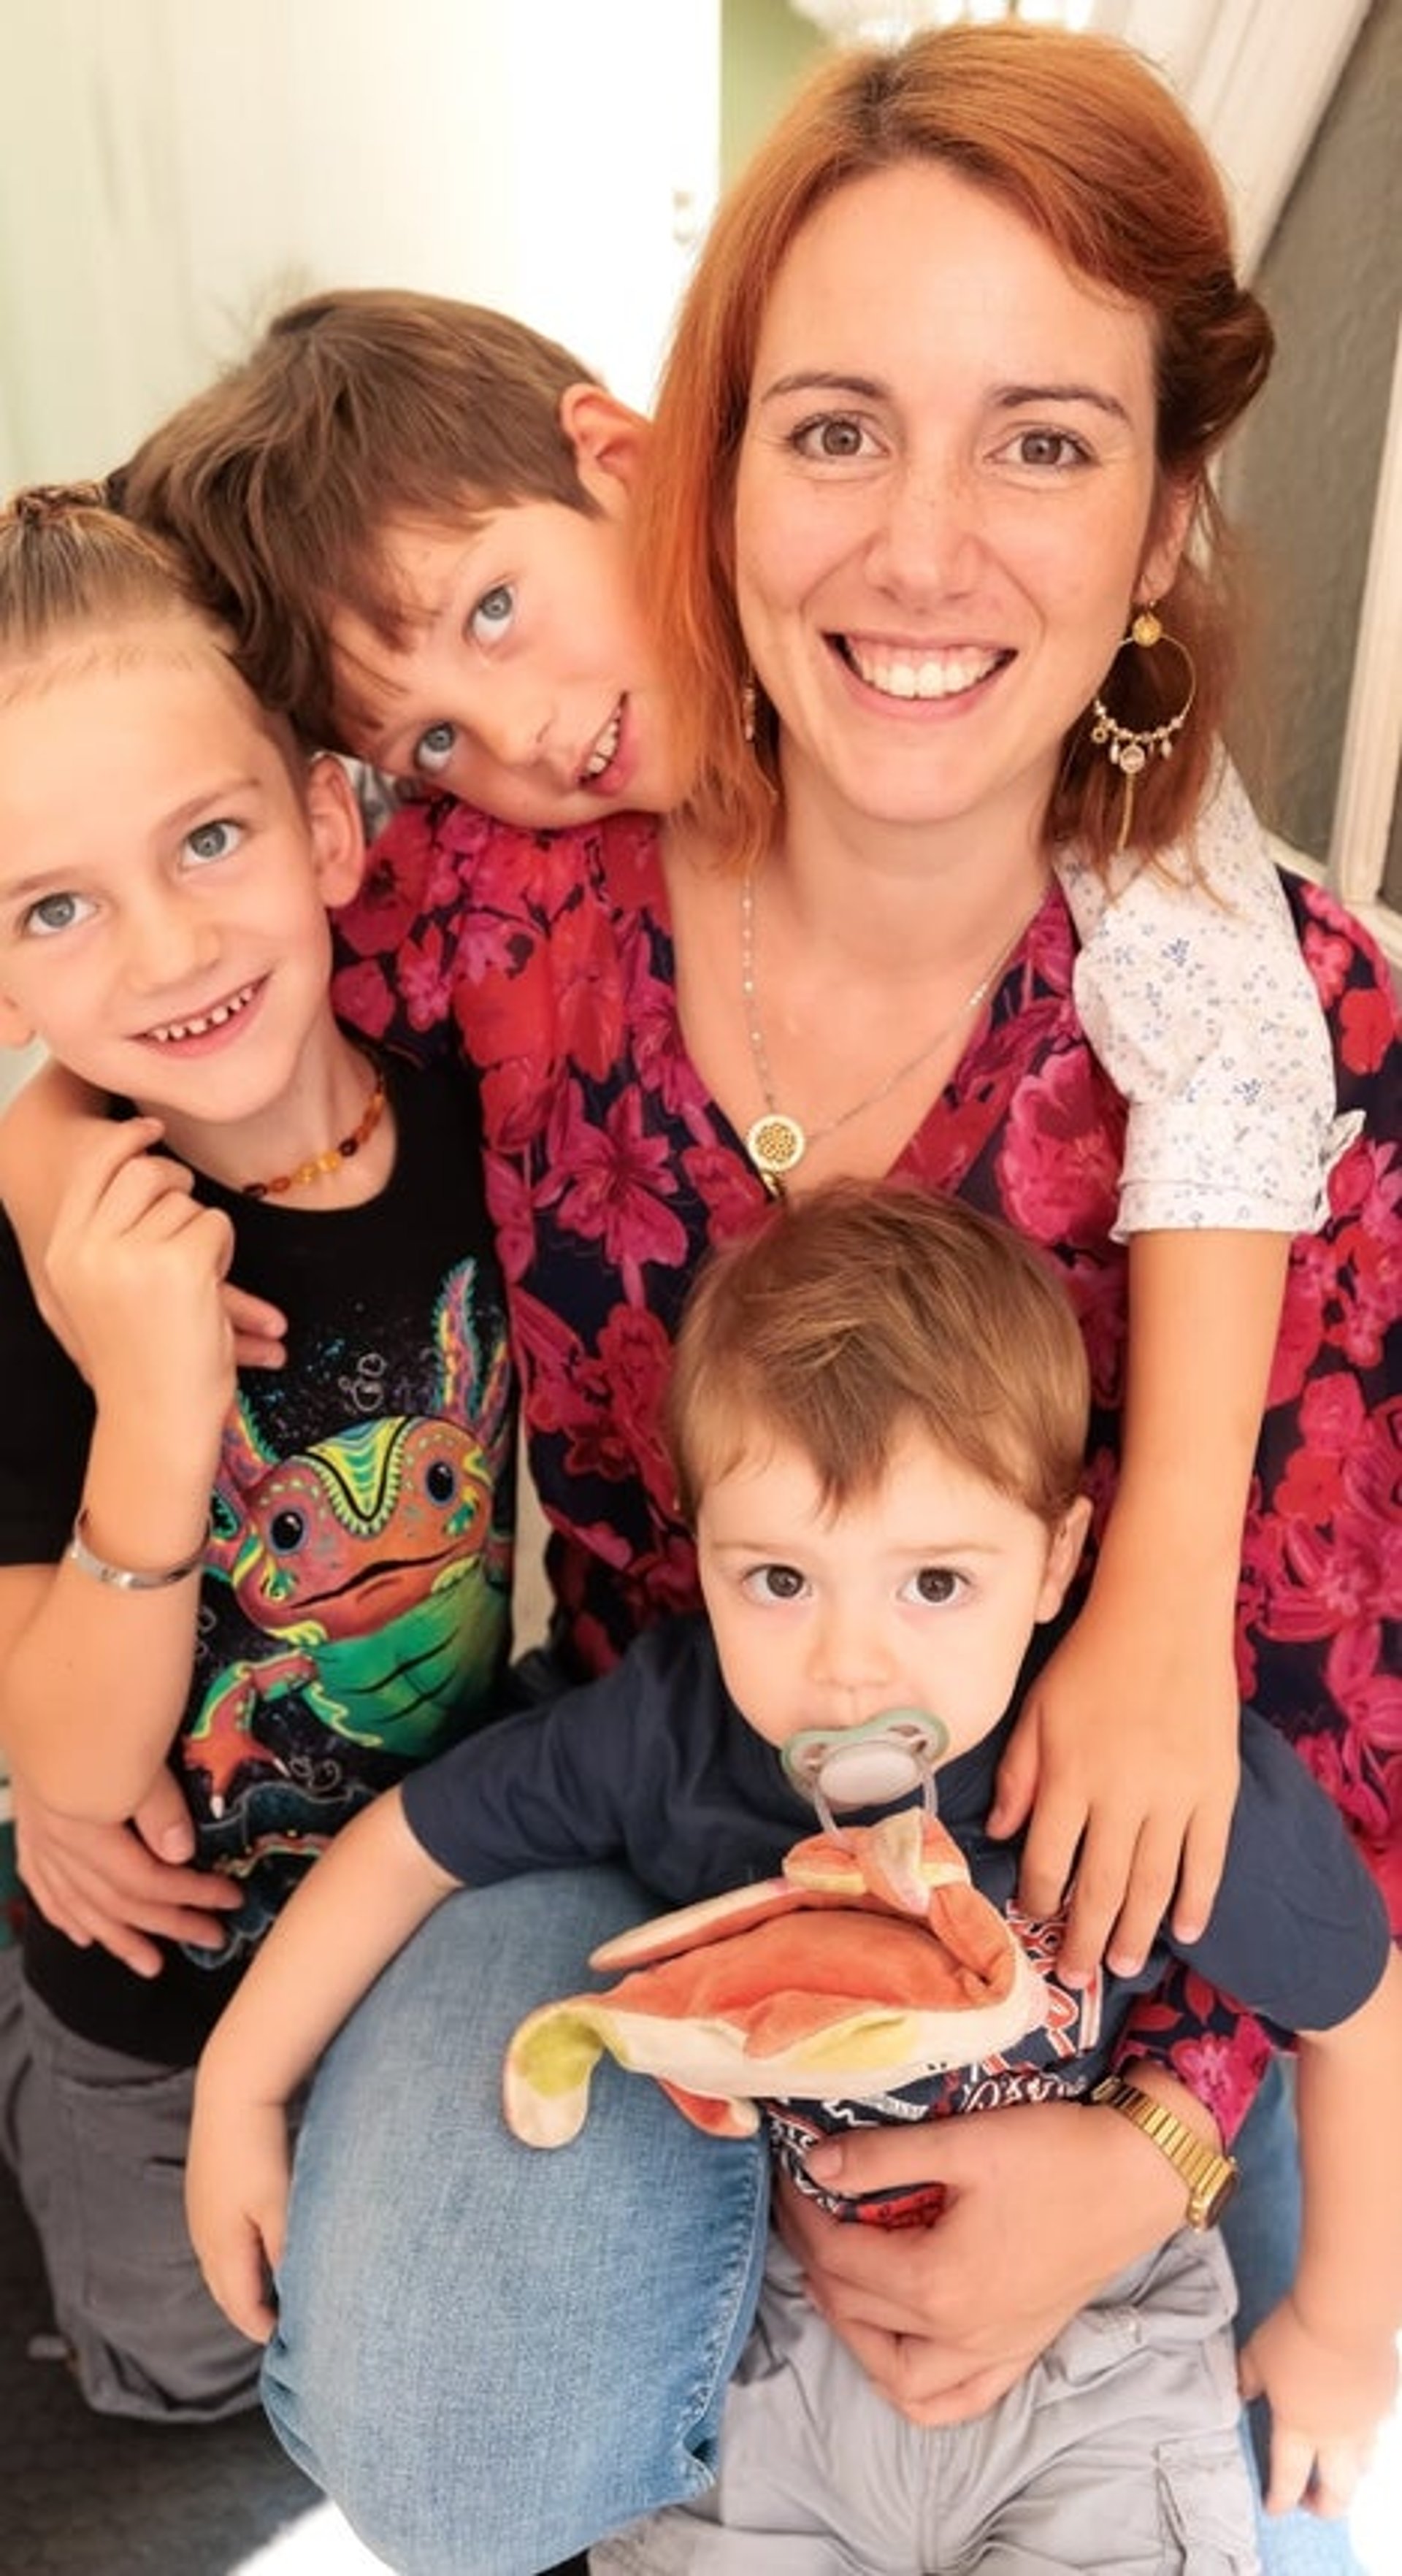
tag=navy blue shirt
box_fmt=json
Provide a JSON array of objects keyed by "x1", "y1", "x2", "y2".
[{"x1": 405, "y1": 1612, "x2": 1390, "y2": 2101}]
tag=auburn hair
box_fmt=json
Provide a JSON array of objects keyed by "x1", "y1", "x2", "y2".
[
  {"x1": 640, "y1": 20, "x2": 1273, "y2": 874},
  {"x1": 667, "y1": 1180, "x2": 1089, "y2": 1530}
]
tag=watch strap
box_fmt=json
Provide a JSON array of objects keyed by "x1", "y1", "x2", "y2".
[{"x1": 1089, "y1": 2074, "x2": 1238, "y2": 2228}]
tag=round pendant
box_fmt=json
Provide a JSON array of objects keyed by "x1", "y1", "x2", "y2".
[{"x1": 746, "y1": 1111, "x2": 807, "y2": 1181}]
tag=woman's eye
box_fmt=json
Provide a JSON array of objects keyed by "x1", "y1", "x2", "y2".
[
  {"x1": 1001, "y1": 429, "x2": 1089, "y2": 471},
  {"x1": 470, "y1": 583, "x2": 515, "y2": 643},
  {"x1": 414, "y1": 722, "x2": 458, "y2": 775},
  {"x1": 22, "y1": 889, "x2": 93, "y2": 937},
  {"x1": 792, "y1": 415, "x2": 871, "y2": 462},
  {"x1": 743, "y1": 1563, "x2": 808, "y2": 1603},
  {"x1": 185, "y1": 819, "x2": 243, "y2": 865},
  {"x1": 902, "y1": 1567, "x2": 964, "y2": 1607}
]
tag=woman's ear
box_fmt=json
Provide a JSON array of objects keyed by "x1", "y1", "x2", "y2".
[
  {"x1": 1139, "y1": 473, "x2": 1198, "y2": 603},
  {"x1": 559, "y1": 384, "x2": 653, "y2": 504},
  {"x1": 304, "y1": 754, "x2": 367, "y2": 909},
  {"x1": 1035, "y1": 1494, "x2": 1094, "y2": 1623}
]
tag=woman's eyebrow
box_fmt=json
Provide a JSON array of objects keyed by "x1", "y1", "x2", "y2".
[
  {"x1": 754, "y1": 369, "x2": 889, "y2": 405},
  {"x1": 992, "y1": 381, "x2": 1133, "y2": 421},
  {"x1": 754, "y1": 371, "x2": 1134, "y2": 425}
]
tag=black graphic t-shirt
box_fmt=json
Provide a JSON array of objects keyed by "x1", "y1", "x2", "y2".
[{"x1": 0, "y1": 1053, "x2": 515, "y2": 2062}]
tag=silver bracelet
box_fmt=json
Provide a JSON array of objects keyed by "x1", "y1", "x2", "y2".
[{"x1": 66, "y1": 1506, "x2": 206, "y2": 1592}]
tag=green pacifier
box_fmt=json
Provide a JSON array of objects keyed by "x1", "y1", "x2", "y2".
[{"x1": 782, "y1": 1708, "x2": 950, "y2": 1835}]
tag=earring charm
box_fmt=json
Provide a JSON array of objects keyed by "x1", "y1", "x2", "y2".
[
  {"x1": 1089, "y1": 607, "x2": 1196, "y2": 851},
  {"x1": 740, "y1": 672, "x2": 758, "y2": 745}
]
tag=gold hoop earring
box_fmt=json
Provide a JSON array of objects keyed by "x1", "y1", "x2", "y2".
[
  {"x1": 1089, "y1": 607, "x2": 1197, "y2": 852},
  {"x1": 740, "y1": 672, "x2": 758, "y2": 745}
]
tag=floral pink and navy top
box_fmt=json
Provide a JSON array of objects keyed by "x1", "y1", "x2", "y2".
[{"x1": 332, "y1": 799, "x2": 1401, "y2": 2144}]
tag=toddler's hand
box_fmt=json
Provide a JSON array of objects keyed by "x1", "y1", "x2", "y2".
[
  {"x1": 185, "y1": 2088, "x2": 291, "y2": 2345},
  {"x1": 1239, "y1": 2296, "x2": 1398, "y2": 2518}
]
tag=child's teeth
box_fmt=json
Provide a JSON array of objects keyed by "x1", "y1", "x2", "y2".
[
  {"x1": 151, "y1": 984, "x2": 256, "y2": 1041},
  {"x1": 584, "y1": 708, "x2": 622, "y2": 780}
]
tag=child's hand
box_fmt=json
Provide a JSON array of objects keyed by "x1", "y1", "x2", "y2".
[
  {"x1": 47, "y1": 1119, "x2": 234, "y2": 1452},
  {"x1": 1239, "y1": 2296, "x2": 1398, "y2": 2518},
  {"x1": 989, "y1": 1579, "x2": 1239, "y2": 1986},
  {"x1": 223, "y1": 1282, "x2": 289, "y2": 1372},
  {"x1": 12, "y1": 1774, "x2": 241, "y2": 1975},
  {"x1": 185, "y1": 2088, "x2": 291, "y2": 2344}
]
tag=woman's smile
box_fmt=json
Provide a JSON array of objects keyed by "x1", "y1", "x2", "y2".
[{"x1": 736, "y1": 159, "x2": 1189, "y2": 851}]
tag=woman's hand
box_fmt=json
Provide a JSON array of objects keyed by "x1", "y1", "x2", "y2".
[
  {"x1": 989, "y1": 1580, "x2": 1240, "y2": 1987},
  {"x1": 1239, "y1": 2297, "x2": 1399, "y2": 2519},
  {"x1": 777, "y1": 2092, "x2": 1189, "y2": 2425},
  {"x1": 12, "y1": 1769, "x2": 240, "y2": 1975}
]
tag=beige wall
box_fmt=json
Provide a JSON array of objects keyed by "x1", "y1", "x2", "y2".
[
  {"x1": 721, "y1": 0, "x2": 821, "y2": 183},
  {"x1": 1224, "y1": 0, "x2": 1401, "y2": 871}
]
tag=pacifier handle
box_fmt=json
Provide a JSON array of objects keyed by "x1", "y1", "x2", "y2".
[{"x1": 782, "y1": 1708, "x2": 950, "y2": 1834}]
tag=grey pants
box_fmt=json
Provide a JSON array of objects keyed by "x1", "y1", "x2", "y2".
[
  {"x1": 0, "y1": 1952, "x2": 260, "y2": 2420},
  {"x1": 596, "y1": 2230, "x2": 1260, "y2": 2574}
]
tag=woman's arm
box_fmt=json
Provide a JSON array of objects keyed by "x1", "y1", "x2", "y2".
[
  {"x1": 1013, "y1": 774, "x2": 1342, "y2": 1982},
  {"x1": 778, "y1": 2065, "x2": 1208, "y2": 2423},
  {"x1": 1240, "y1": 1951, "x2": 1402, "y2": 2518},
  {"x1": 187, "y1": 1787, "x2": 459, "y2": 2339},
  {"x1": 995, "y1": 1226, "x2": 1287, "y2": 1982}
]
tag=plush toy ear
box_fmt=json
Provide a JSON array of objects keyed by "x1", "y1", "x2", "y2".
[
  {"x1": 502, "y1": 1996, "x2": 759, "y2": 2147},
  {"x1": 503, "y1": 1999, "x2": 612, "y2": 2147}
]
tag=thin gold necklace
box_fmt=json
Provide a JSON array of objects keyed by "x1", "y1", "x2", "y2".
[
  {"x1": 740, "y1": 869, "x2": 1029, "y2": 1194},
  {"x1": 241, "y1": 1051, "x2": 387, "y2": 1200}
]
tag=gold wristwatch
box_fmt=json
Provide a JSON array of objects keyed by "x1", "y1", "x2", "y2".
[{"x1": 1089, "y1": 2076, "x2": 1238, "y2": 2228}]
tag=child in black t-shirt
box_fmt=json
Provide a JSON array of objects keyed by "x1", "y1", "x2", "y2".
[{"x1": 0, "y1": 486, "x2": 514, "y2": 2419}]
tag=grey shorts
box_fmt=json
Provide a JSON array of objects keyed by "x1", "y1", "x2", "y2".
[
  {"x1": 0, "y1": 1952, "x2": 261, "y2": 2420},
  {"x1": 596, "y1": 2228, "x2": 1259, "y2": 2574}
]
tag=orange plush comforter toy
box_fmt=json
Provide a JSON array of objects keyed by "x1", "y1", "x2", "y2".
[{"x1": 503, "y1": 1806, "x2": 1046, "y2": 2148}]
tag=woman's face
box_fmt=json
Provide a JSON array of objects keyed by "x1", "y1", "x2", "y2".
[{"x1": 734, "y1": 161, "x2": 1189, "y2": 853}]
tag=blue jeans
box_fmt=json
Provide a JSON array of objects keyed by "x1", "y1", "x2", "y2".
[
  {"x1": 263, "y1": 1868, "x2": 767, "y2": 2574},
  {"x1": 264, "y1": 1879, "x2": 1358, "y2": 2575}
]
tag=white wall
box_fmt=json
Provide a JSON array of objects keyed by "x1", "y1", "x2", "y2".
[{"x1": 0, "y1": 0, "x2": 719, "y2": 488}]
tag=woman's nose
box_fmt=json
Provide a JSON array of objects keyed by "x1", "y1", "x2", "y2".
[{"x1": 865, "y1": 459, "x2": 983, "y2": 597}]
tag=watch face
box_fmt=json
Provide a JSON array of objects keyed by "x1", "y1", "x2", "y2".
[{"x1": 1192, "y1": 2167, "x2": 1240, "y2": 2228}]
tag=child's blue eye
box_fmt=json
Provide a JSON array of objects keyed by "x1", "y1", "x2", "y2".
[
  {"x1": 470, "y1": 584, "x2": 515, "y2": 643},
  {"x1": 414, "y1": 722, "x2": 458, "y2": 775},
  {"x1": 185, "y1": 819, "x2": 243, "y2": 864},
  {"x1": 22, "y1": 889, "x2": 93, "y2": 938},
  {"x1": 743, "y1": 1563, "x2": 808, "y2": 1603}
]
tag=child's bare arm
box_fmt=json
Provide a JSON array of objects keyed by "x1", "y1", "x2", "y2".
[
  {"x1": 187, "y1": 1787, "x2": 459, "y2": 2339},
  {"x1": 0, "y1": 1060, "x2": 115, "y2": 1360},
  {"x1": 0, "y1": 1061, "x2": 287, "y2": 1372},
  {"x1": 1238, "y1": 1950, "x2": 1402, "y2": 2518},
  {"x1": 994, "y1": 1228, "x2": 1287, "y2": 1982},
  {"x1": 0, "y1": 1122, "x2": 231, "y2": 1814}
]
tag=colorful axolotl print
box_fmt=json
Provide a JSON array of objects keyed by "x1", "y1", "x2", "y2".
[{"x1": 180, "y1": 1258, "x2": 512, "y2": 1952}]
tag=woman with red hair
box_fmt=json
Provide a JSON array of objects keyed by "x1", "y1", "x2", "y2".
[{"x1": 218, "y1": 23, "x2": 1397, "y2": 2573}]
